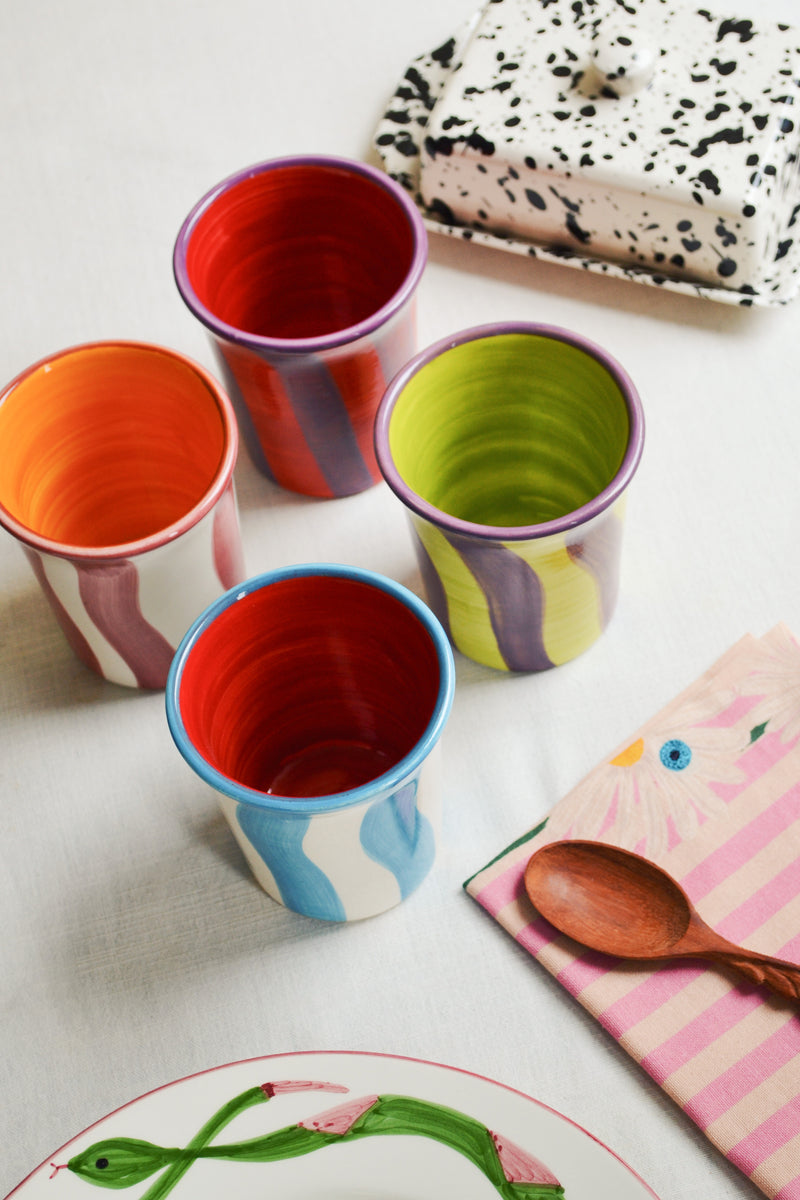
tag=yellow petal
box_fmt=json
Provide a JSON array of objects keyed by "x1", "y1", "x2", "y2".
[{"x1": 610, "y1": 737, "x2": 644, "y2": 767}]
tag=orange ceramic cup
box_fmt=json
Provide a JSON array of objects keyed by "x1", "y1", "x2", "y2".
[{"x1": 0, "y1": 341, "x2": 245, "y2": 688}]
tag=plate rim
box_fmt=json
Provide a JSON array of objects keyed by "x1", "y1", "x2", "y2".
[{"x1": 5, "y1": 1048, "x2": 661, "y2": 1199}]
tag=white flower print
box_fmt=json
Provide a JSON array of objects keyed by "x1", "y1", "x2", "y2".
[
  {"x1": 545, "y1": 693, "x2": 746, "y2": 856},
  {"x1": 742, "y1": 635, "x2": 800, "y2": 745}
]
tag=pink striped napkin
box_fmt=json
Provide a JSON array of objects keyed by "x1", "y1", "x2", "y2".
[{"x1": 465, "y1": 624, "x2": 800, "y2": 1200}]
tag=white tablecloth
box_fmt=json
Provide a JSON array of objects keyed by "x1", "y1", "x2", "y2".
[{"x1": 2, "y1": 2, "x2": 798, "y2": 1197}]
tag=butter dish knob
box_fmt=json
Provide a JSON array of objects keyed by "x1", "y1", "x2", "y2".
[{"x1": 591, "y1": 24, "x2": 657, "y2": 96}]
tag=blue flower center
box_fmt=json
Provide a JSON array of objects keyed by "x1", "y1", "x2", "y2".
[{"x1": 660, "y1": 739, "x2": 692, "y2": 771}]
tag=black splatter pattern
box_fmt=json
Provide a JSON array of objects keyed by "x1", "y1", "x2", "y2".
[{"x1": 374, "y1": 0, "x2": 800, "y2": 304}]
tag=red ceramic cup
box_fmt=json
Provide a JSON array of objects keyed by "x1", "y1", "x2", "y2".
[
  {"x1": 173, "y1": 155, "x2": 427, "y2": 498},
  {"x1": 166, "y1": 564, "x2": 455, "y2": 921}
]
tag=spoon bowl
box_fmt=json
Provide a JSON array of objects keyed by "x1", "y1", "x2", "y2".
[{"x1": 524, "y1": 839, "x2": 800, "y2": 1001}]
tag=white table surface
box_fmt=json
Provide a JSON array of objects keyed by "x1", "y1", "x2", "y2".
[{"x1": 2, "y1": 1, "x2": 799, "y2": 1197}]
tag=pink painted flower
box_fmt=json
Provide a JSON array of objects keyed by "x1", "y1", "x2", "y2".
[
  {"x1": 261, "y1": 1079, "x2": 349, "y2": 1099},
  {"x1": 300, "y1": 1094, "x2": 379, "y2": 1136},
  {"x1": 490, "y1": 1131, "x2": 561, "y2": 1185}
]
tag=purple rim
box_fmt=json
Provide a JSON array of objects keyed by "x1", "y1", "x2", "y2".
[
  {"x1": 0, "y1": 341, "x2": 239, "y2": 563},
  {"x1": 374, "y1": 321, "x2": 645, "y2": 542},
  {"x1": 173, "y1": 154, "x2": 428, "y2": 355}
]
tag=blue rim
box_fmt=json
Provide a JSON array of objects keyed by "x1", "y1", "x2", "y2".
[{"x1": 165, "y1": 563, "x2": 455, "y2": 814}]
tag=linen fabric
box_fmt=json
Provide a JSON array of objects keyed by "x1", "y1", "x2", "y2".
[{"x1": 466, "y1": 624, "x2": 800, "y2": 1200}]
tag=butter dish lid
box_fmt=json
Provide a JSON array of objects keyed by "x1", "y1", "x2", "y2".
[{"x1": 374, "y1": 0, "x2": 800, "y2": 306}]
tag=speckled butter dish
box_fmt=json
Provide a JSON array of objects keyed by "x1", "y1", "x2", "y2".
[{"x1": 374, "y1": 0, "x2": 800, "y2": 307}]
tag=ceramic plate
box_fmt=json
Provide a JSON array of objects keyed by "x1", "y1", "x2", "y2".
[{"x1": 7, "y1": 1051, "x2": 659, "y2": 1199}]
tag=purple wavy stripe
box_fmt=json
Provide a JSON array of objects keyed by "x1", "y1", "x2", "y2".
[
  {"x1": 212, "y1": 485, "x2": 245, "y2": 588},
  {"x1": 444, "y1": 532, "x2": 554, "y2": 672},
  {"x1": 566, "y1": 509, "x2": 623, "y2": 627},
  {"x1": 279, "y1": 354, "x2": 374, "y2": 495},
  {"x1": 411, "y1": 530, "x2": 453, "y2": 645},
  {"x1": 24, "y1": 548, "x2": 104, "y2": 677},
  {"x1": 78, "y1": 560, "x2": 176, "y2": 689},
  {"x1": 212, "y1": 344, "x2": 276, "y2": 481}
]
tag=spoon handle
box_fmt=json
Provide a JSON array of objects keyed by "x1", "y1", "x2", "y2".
[
  {"x1": 706, "y1": 950, "x2": 800, "y2": 1001},
  {"x1": 678, "y1": 915, "x2": 800, "y2": 1001}
]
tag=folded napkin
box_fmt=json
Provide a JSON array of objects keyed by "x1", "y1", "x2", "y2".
[{"x1": 466, "y1": 625, "x2": 800, "y2": 1200}]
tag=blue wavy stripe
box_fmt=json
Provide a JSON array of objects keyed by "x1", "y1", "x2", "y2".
[
  {"x1": 235, "y1": 805, "x2": 346, "y2": 921},
  {"x1": 359, "y1": 783, "x2": 435, "y2": 899},
  {"x1": 445, "y1": 531, "x2": 554, "y2": 672},
  {"x1": 280, "y1": 356, "x2": 374, "y2": 495}
]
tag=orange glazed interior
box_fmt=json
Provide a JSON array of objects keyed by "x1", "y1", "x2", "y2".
[{"x1": 0, "y1": 343, "x2": 228, "y2": 548}]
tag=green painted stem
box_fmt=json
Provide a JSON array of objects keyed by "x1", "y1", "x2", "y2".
[{"x1": 68, "y1": 1088, "x2": 564, "y2": 1199}]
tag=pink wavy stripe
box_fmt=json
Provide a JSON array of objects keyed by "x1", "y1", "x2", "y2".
[
  {"x1": 517, "y1": 914, "x2": 562, "y2": 956},
  {"x1": 640, "y1": 986, "x2": 767, "y2": 1083},
  {"x1": 727, "y1": 1095, "x2": 800, "y2": 1176},
  {"x1": 697, "y1": 732, "x2": 789, "y2": 807},
  {"x1": 683, "y1": 1020, "x2": 800, "y2": 1132},
  {"x1": 474, "y1": 863, "x2": 528, "y2": 913},
  {"x1": 24, "y1": 548, "x2": 103, "y2": 677},
  {"x1": 715, "y1": 853, "x2": 800, "y2": 945},
  {"x1": 748, "y1": 729, "x2": 800, "y2": 776},
  {"x1": 212, "y1": 485, "x2": 245, "y2": 588},
  {"x1": 560, "y1": 796, "x2": 800, "y2": 1035},
  {"x1": 778, "y1": 931, "x2": 800, "y2": 962},
  {"x1": 681, "y1": 783, "x2": 800, "y2": 902},
  {"x1": 595, "y1": 961, "x2": 707, "y2": 1039},
  {"x1": 703, "y1": 692, "x2": 761, "y2": 729},
  {"x1": 554, "y1": 948, "x2": 626, "y2": 997},
  {"x1": 775, "y1": 1169, "x2": 800, "y2": 1200},
  {"x1": 78, "y1": 560, "x2": 175, "y2": 689}
]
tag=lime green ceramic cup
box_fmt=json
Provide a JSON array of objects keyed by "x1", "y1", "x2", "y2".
[{"x1": 374, "y1": 323, "x2": 645, "y2": 672}]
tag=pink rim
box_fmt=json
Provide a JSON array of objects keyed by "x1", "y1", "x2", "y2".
[
  {"x1": 0, "y1": 341, "x2": 239, "y2": 562},
  {"x1": 6, "y1": 1050, "x2": 661, "y2": 1198}
]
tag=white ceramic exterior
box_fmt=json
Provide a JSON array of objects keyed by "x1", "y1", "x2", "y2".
[
  {"x1": 216, "y1": 745, "x2": 443, "y2": 922},
  {"x1": 173, "y1": 155, "x2": 428, "y2": 498},
  {"x1": 22, "y1": 483, "x2": 245, "y2": 690}
]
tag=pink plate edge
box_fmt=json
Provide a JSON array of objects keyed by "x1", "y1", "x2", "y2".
[{"x1": 4, "y1": 1049, "x2": 661, "y2": 1198}]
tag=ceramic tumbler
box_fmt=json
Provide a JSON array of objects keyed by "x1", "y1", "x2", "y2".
[
  {"x1": 165, "y1": 564, "x2": 455, "y2": 921},
  {"x1": 173, "y1": 155, "x2": 427, "y2": 498},
  {"x1": 374, "y1": 323, "x2": 645, "y2": 672},
  {"x1": 0, "y1": 341, "x2": 245, "y2": 689}
]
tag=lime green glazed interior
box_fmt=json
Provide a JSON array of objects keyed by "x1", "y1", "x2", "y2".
[{"x1": 388, "y1": 333, "x2": 631, "y2": 527}]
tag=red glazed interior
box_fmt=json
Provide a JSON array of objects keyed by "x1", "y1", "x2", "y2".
[
  {"x1": 0, "y1": 344, "x2": 229, "y2": 549},
  {"x1": 184, "y1": 162, "x2": 416, "y2": 340},
  {"x1": 179, "y1": 575, "x2": 441, "y2": 798}
]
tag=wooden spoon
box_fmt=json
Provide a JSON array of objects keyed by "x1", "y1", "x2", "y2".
[{"x1": 524, "y1": 840, "x2": 800, "y2": 1001}]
